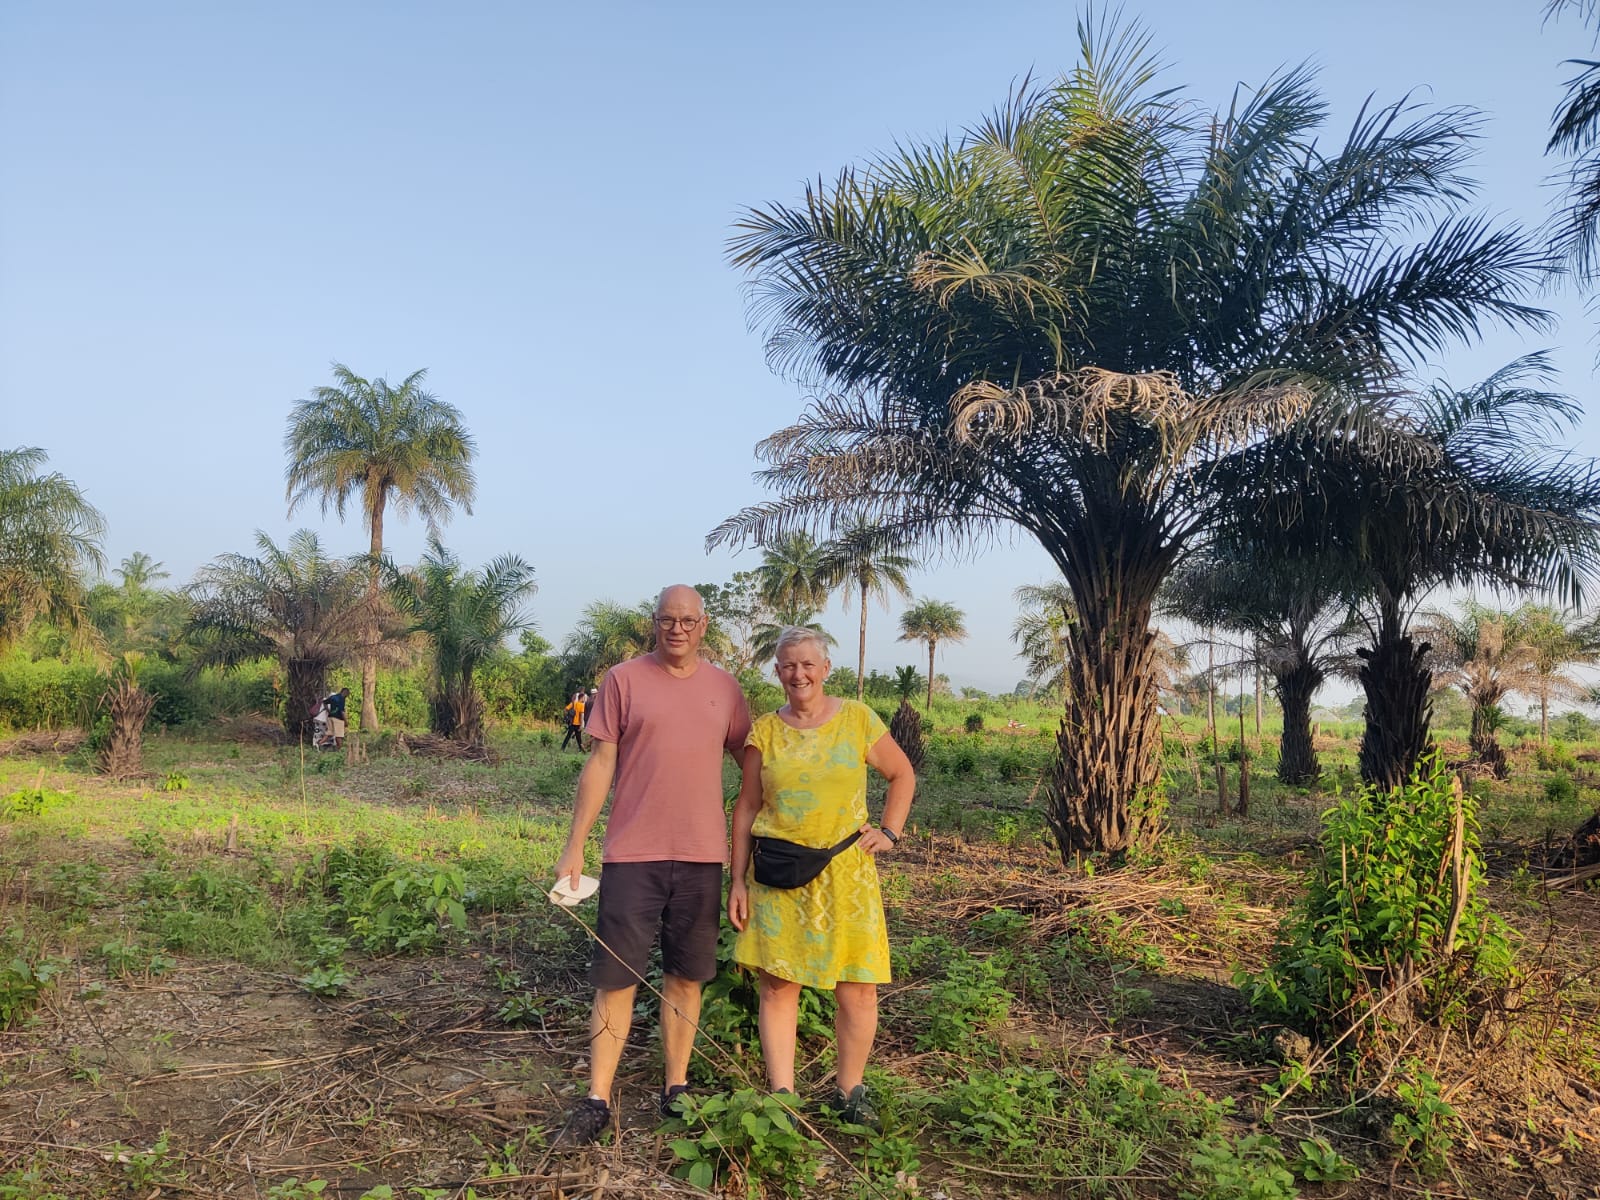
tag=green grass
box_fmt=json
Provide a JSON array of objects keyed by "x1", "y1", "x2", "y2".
[{"x1": 2, "y1": 719, "x2": 1598, "y2": 1197}]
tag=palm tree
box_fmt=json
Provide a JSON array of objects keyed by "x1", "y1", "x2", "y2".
[
  {"x1": 1517, "y1": 604, "x2": 1600, "y2": 742},
  {"x1": 898, "y1": 598, "x2": 967, "y2": 710},
  {"x1": 186, "y1": 530, "x2": 380, "y2": 737},
  {"x1": 1421, "y1": 603, "x2": 1538, "y2": 778},
  {"x1": 709, "y1": 15, "x2": 1548, "y2": 856},
  {"x1": 285, "y1": 364, "x2": 477, "y2": 733},
  {"x1": 892, "y1": 665, "x2": 923, "y2": 702},
  {"x1": 751, "y1": 606, "x2": 836, "y2": 665},
  {"x1": 1161, "y1": 555, "x2": 1361, "y2": 786},
  {"x1": 820, "y1": 521, "x2": 917, "y2": 700},
  {"x1": 0, "y1": 447, "x2": 106, "y2": 652},
  {"x1": 1545, "y1": 1, "x2": 1600, "y2": 280},
  {"x1": 115, "y1": 552, "x2": 168, "y2": 593},
  {"x1": 561, "y1": 600, "x2": 656, "y2": 683},
  {"x1": 1244, "y1": 358, "x2": 1600, "y2": 790},
  {"x1": 388, "y1": 537, "x2": 537, "y2": 745},
  {"x1": 756, "y1": 532, "x2": 834, "y2": 613},
  {"x1": 1012, "y1": 582, "x2": 1076, "y2": 699}
]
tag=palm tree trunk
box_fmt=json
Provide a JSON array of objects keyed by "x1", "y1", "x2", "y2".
[
  {"x1": 1540, "y1": 683, "x2": 1550, "y2": 744},
  {"x1": 1357, "y1": 597, "x2": 1433, "y2": 791},
  {"x1": 857, "y1": 585, "x2": 868, "y2": 703},
  {"x1": 363, "y1": 490, "x2": 385, "y2": 733},
  {"x1": 1045, "y1": 543, "x2": 1165, "y2": 859},
  {"x1": 1275, "y1": 660, "x2": 1323, "y2": 785},
  {"x1": 286, "y1": 658, "x2": 326, "y2": 740},
  {"x1": 925, "y1": 640, "x2": 936, "y2": 711},
  {"x1": 1469, "y1": 697, "x2": 1509, "y2": 779},
  {"x1": 1207, "y1": 636, "x2": 1226, "y2": 814}
]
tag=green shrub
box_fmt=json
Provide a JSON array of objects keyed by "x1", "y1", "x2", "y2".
[
  {"x1": 0, "y1": 787, "x2": 73, "y2": 819},
  {"x1": 1545, "y1": 771, "x2": 1578, "y2": 806},
  {"x1": 0, "y1": 955, "x2": 62, "y2": 1028},
  {"x1": 1536, "y1": 740, "x2": 1579, "y2": 772},
  {"x1": 666, "y1": 1089, "x2": 822, "y2": 1195},
  {"x1": 920, "y1": 949, "x2": 1012, "y2": 1051},
  {"x1": 964, "y1": 712, "x2": 985, "y2": 733},
  {"x1": 347, "y1": 864, "x2": 469, "y2": 953},
  {"x1": 1244, "y1": 754, "x2": 1514, "y2": 1040}
]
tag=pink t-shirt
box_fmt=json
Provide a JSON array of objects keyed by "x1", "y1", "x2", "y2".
[{"x1": 587, "y1": 654, "x2": 752, "y2": 863}]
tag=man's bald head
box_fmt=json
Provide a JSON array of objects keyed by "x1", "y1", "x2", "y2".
[{"x1": 654, "y1": 584, "x2": 705, "y2": 616}]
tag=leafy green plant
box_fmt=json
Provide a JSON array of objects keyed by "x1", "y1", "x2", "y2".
[
  {"x1": 159, "y1": 771, "x2": 190, "y2": 792},
  {"x1": 299, "y1": 964, "x2": 350, "y2": 997},
  {"x1": 1391, "y1": 1064, "x2": 1459, "y2": 1175},
  {"x1": 919, "y1": 949, "x2": 1012, "y2": 1051},
  {"x1": 46, "y1": 861, "x2": 107, "y2": 911},
  {"x1": 964, "y1": 712, "x2": 985, "y2": 733},
  {"x1": 347, "y1": 863, "x2": 469, "y2": 953},
  {"x1": 1544, "y1": 771, "x2": 1577, "y2": 806},
  {"x1": 666, "y1": 1089, "x2": 822, "y2": 1196},
  {"x1": 1244, "y1": 755, "x2": 1514, "y2": 1040},
  {"x1": 0, "y1": 787, "x2": 73, "y2": 819},
  {"x1": 0, "y1": 956, "x2": 62, "y2": 1029},
  {"x1": 1291, "y1": 1137, "x2": 1358, "y2": 1182},
  {"x1": 112, "y1": 1131, "x2": 182, "y2": 1190},
  {"x1": 1185, "y1": 1134, "x2": 1295, "y2": 1200},
  {"x1": 0, "y1": 1165, "x2": 67, "y2": 1200},
  {"x1": 266, "y1": 1179, "x2": 329, "y2": 1199}
]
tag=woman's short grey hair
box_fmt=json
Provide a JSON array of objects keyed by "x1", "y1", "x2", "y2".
[{"x1": 774, "y1": 626, "x2": 830, "y2": 661}]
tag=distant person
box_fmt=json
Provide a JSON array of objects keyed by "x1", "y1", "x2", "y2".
[
  {"x1": 551, "y1": 584, "x2": 752, "y2": 1146},
  {"x1": 727, "y1": 627, "x2": 914, "y2": 1130},
  {"x1": 321, "y1": 687, "x2": 351, "y2": 749},
  {"x1": 562, "y1": 691, "x2": 587, "y2": 751}
]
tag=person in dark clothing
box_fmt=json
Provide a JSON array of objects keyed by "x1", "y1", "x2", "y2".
[
  {"x1": 322, "y1": 687, "x2": 351, "y2": 748},
  {"x1": 561, "y1": 691, "x2": 586, "y2": 750}
]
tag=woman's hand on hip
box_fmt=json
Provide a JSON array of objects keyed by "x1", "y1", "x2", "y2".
[
  {"x1": 857, "y1": 823, "x2": 897, "y2": 855},
  {"x1": 728, "y1": 880, "x2": 749, "y2": 931}
]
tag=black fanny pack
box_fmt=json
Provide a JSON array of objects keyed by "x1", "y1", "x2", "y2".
[{"x1": 750, "y1": 831, "x2": 862, "y2": 889}]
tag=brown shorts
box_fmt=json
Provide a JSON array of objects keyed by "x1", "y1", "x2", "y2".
[{"x1": 590, "y1": 860, "x2": 723, "y2": 990}]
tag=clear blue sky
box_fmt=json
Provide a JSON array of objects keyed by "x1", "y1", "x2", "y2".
[{"x1": 2, "y1": 1, "x2": 1594, "y2": 693}]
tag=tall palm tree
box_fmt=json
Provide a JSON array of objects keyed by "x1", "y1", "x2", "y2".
[
  {"x1": 1421, "y1": 603, "x2": 1538, "y2": 778},
  {"x1": 0, "y1": 447, "x2": 106, "y2": 652},
  {"x1": 755, "y1": 532, "x2": 834, "y2": 614},
  {"x1": 1012, "y1": 582, "x2": 1077, "y2": 699},
  {"x1": 1517, "y1": 604, "x2": 1600, "y2": 742},
  {"x1": 285, "y1": 364, "x2": 477, "y2": 733},
  {"x1": 1241, "y1": 358, "x2": 1600, "y2": 790},
  {"x1": 709, "y1": 14, "x2": 1549, "y2": 856},
  {"x1": 388, "y1": 537, "x2": 537, "y2": 745},
  {"x1": 898, "y1": 598, "x2": 967, "y2": 710},
  {"x1": 1161, "y1": 554, "x2": 1361, "y2": 786},
  {"x1": 820, "y1": 521, "x2": 917, "y2": 700},
  {"x1": 186, "y1": 530, "x2": 381, "y2": 737}
]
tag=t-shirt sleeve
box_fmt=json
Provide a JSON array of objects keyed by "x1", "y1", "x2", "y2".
[
  {"x1": 586, "y1": 669, "x2": 623, "y2": 744},
  {"x1": 725, "y1": 676, "x2": 754, "y2": 753},
  {"x1": 745, "y1": 712, "x2": 771, "y2": 757}
]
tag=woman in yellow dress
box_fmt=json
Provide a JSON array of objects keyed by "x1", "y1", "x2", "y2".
[{"x1": 727, "y1": 627, "x2": 915, "y2": 1127}]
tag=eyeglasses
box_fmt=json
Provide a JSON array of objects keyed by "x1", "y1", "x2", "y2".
[{"x1": 654, "y1": 615, "x2": 703, "y2": 631}]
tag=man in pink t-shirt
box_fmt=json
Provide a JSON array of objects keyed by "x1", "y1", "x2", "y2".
[{"x1": 552, "y1": 584, "x2": 752, "y2": 1145}]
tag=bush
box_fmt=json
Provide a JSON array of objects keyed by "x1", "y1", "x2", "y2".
[
  {"x1": 1244, "y1": 754, "x2": 1513, "y2": 1041},
  {"x1": 1544, "y1": 771, "x2": 1578, "y2": 806},
  {"x1": 1536, "y1": 741, "x2": 1579, "y2": 773},
  {"x1": 964, "y1": 712, "x2": 985, "y2": 733}
]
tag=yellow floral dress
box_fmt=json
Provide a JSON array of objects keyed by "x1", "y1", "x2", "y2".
[{"x1": 733, "y1": 700, "x2": 891, "y2": 989}]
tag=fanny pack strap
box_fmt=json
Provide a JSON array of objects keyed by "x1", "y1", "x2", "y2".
[{"x1": 829, "y1": 830, "x2": 863, "y2": 856}]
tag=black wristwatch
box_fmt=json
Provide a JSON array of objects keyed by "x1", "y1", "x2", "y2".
[{"x1": 880, "y1": 827, "x2": 900, "y2": 844}]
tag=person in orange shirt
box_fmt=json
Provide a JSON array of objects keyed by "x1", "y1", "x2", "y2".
[{"x1": 562, "y1": 691, "x2": 586, "y2": 750}]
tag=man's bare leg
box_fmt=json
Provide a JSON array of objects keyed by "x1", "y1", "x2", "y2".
[
  {"x1": 659, "y1": 973, "x2": 703, "y2": 1088},
  {"x1": 588, "y1": 984, "x2": 637, "y2": 1099}
]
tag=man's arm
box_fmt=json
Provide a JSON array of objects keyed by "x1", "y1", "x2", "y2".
[{"x1": 553, "y1": 739, "x2": 618, "y2": 888}]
